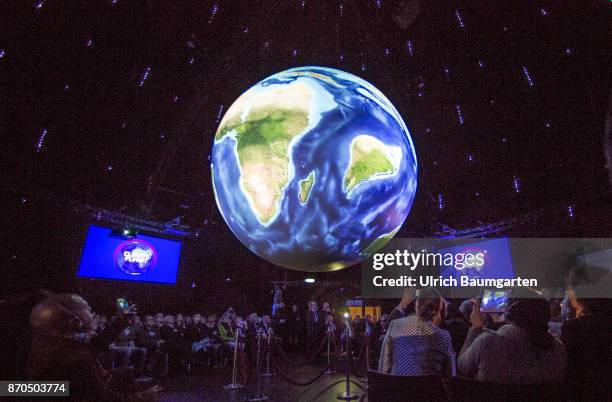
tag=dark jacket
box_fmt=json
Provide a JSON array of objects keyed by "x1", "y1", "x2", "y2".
[
  {"x1": 183, "y1": 323, "x2": 204, "y2": 343},
  {"x1": 561, "y1": 315, "x2": 612, "y2": 399},
  {"x1": 459, "y1": 324, "x2": 566, "y2": 383},
  {"x1": 136, "y1": 325, "x2": 160, "y2": 350},
  {"x1": 28, "y1": 335, "x2": 129, "y2": 401},
  {"x1": 442, "y1": 318, "x2": 469, "y2": 355},
  {"x1": 288, "y1": 309, "x2": 303, "y2": 334},
  {"x1": 306, "y1": 310, "x2": 323, "y2": 335}
]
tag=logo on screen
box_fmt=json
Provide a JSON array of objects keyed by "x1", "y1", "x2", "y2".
[{"x1": 114, "y1": 239, "x2": 158, "y2": 275}]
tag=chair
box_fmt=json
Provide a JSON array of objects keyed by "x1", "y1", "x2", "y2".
[
  {"x1": 366, "y1": 370, "x2": 448, "y2": 402},
  {"x1": 448, "y1": 376, "x2": 569, "y2": 402}
]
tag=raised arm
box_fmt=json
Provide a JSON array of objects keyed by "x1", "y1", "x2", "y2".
[{"x1": 458, "y1": 299, "x2": 486, "y2": 377}]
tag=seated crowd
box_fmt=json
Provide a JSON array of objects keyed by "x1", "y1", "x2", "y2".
[{"x1": 25, "y1": 288, "x2": 610, "y2": 400}]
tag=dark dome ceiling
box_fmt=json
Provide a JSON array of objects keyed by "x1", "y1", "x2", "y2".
[{"x1": 4, "y1": 0, "x2": 611, "y2": 240}]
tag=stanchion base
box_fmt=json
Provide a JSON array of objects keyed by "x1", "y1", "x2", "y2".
[
  {"x1": 247, "y1": 395, "x2": 269, "y2": 401},
  {"x1": 261, "y1": 372, "x2": 275, "y2": 377},
  {"x1": 337, "y1": 392, "x2": 360, "y2": 400},
  {"x1": 223, "y1": 383, "x2": 244, "y2": 390}
]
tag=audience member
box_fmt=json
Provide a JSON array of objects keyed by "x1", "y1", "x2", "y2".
[
  {"x1": 325, "y1": 313, "x2": 338, "y2": 339},
  {"x1": 159, "y1": 315, "x2": 190, "y2": 365},
  {"x1": 373, "y1": 313, "x2": 388, "y2": 356},
  {"x1": 137, "y1": 315, "x2": 162, "y2": 351},
  {"x1": 561, "y1": 292, "x2": 611, "y2": 400},
  {"x1": 155, "y1": 313, "x2": 164, "y2": 329},
  {"x1": 175, "y1": 314, "x2": 185, "y2": 333},
  {"x1": 458, "y1": 299, "x2": 474, "y2": 323},
  {"x1": 458, "y1": 298, "x2": 567, "y2": 384},
  {"x1": 288, "y1": 304, "x2": 303, "y2": 351},
  {"x1": 218, "y1": 314, "x2": 237, "y2": 348},
  {"x1": 375, "y1": 313, "x2": 388, "y2": 340},
  {"x1": 352, "y1": 315, "x2": 365, "y2": 354},
  {"x1": 442, "y1": 303, "x2": 469, "y2": 355},
  {"x1": 261, "y1": 315, "x2": 273, "y2": 335},
  {"x1": 306, "y1": 301, "x2": 323, "y2": 350},
  {"x1": 184, "y1": 313, "x2": 204, "y2": 344},
  {"x1": 365, "y1": 315, "x2": 376, "y2": 337},
  {"x1": 108, "y1": 316, "x2": 147, "y2": 371},
  {"x1": 192, "y1": 316, "x2": 222, "y2": 366},
  {"x1": 273, "y1": 303, "x2": 289, "y2": 345},
  {"x1": 135, "y1": 314, "x2": 163, "y2": 374},
  {"x1": 379, "y1": 287, "x2": 455, "y2": 377},
  {"x1": 27, "y1": 292, "x2": 160, "y2": 400}
]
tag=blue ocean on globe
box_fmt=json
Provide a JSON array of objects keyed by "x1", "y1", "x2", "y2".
[{"x1": 211, "y1": 66, "x2": 417, "y2": 271}]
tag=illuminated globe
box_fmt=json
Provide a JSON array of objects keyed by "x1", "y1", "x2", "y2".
[{"x1": 211, "y1": 66, "x2": 417, "y2": 271}]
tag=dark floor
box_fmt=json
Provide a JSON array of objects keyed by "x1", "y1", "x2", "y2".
[{"x1": 157, "y1": 363, "x2": 368, "y2": 402}]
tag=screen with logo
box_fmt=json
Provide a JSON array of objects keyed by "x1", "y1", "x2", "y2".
[
  {"x1": 77, "y1": 225, "x2": 181, "y2": 284},
  {"x1": 438, "y1": 238, "x2": 515, "y2": 281}
]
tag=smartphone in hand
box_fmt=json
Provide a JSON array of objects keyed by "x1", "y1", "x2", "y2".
[{"x1": 116, "y1": 297, "x2": 129, "y2": 312}]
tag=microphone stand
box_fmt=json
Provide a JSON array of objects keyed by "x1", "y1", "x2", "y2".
[
  {"x1": 262, "y1": 328, "x2": 275, "y2": 377},
  {"x1": 223, "y1": 327, "x2": 244, "y2": 390},
  {"x1": 361, "y1": 335, "x2": 370, "y2": 383},
  {"x1": 248, "y1": 329, "x2": 269, "y2": 401},
  {"x1": 324, "y1": 328, "x2": 334, "y2": 375}
]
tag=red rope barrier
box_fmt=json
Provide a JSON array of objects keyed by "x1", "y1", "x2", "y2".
[{"x1": 270, "y1": 340, "x2": 332, "y2": 386}]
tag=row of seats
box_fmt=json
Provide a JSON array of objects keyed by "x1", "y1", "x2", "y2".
[{"x1": 366, "y1": 371, "x2": 571, "y2": 402}]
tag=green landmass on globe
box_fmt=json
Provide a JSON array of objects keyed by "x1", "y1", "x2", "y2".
[
  {"x1": 344, "y1": 135, "x2": 399, "y2": 197},
  {"x1": 215, "y1": 81, "x2": 402, "y2": 223},
  {"x1": 215, "y1": 81, "x2": 313, "y2": 224},
  {"x1": 361, "y1": 224, "x2": 402, "y2": 257},
  {"x1": 298, "y1": 171, "x2": 316, "y2": 204}
]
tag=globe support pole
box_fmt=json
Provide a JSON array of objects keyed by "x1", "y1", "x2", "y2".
[{"x1": 337, "y1": 324, "x2": 360, "y2": 401}]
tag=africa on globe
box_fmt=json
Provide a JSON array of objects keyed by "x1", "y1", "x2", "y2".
[{"x1": 211, "y1": 66, "x2": 417, "y2": 272}]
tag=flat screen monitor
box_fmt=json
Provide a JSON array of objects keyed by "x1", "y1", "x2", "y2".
[{"x1": 77, "y1": 225, "x2": 181, "y2": 284}]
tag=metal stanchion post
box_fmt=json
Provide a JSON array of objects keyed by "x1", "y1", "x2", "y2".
[
  {"x1": 324, "y1": 332, "x2": 334, "y2": 375},
  {"x1": 223, "y1": 331, "x2": 244, "y2": 390},
  {"x1": 248, "y1": 330, "x2": 269, "y2": 401},
  {"x1": 361, "y1": 337, "x2": 370, "y2": 383},
  {"x1": 337, "y1": 317, "x2": 360, "y2": 401},
  {"x1": 262, "y1": 330, "x2": 275, "y2": 377}
]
